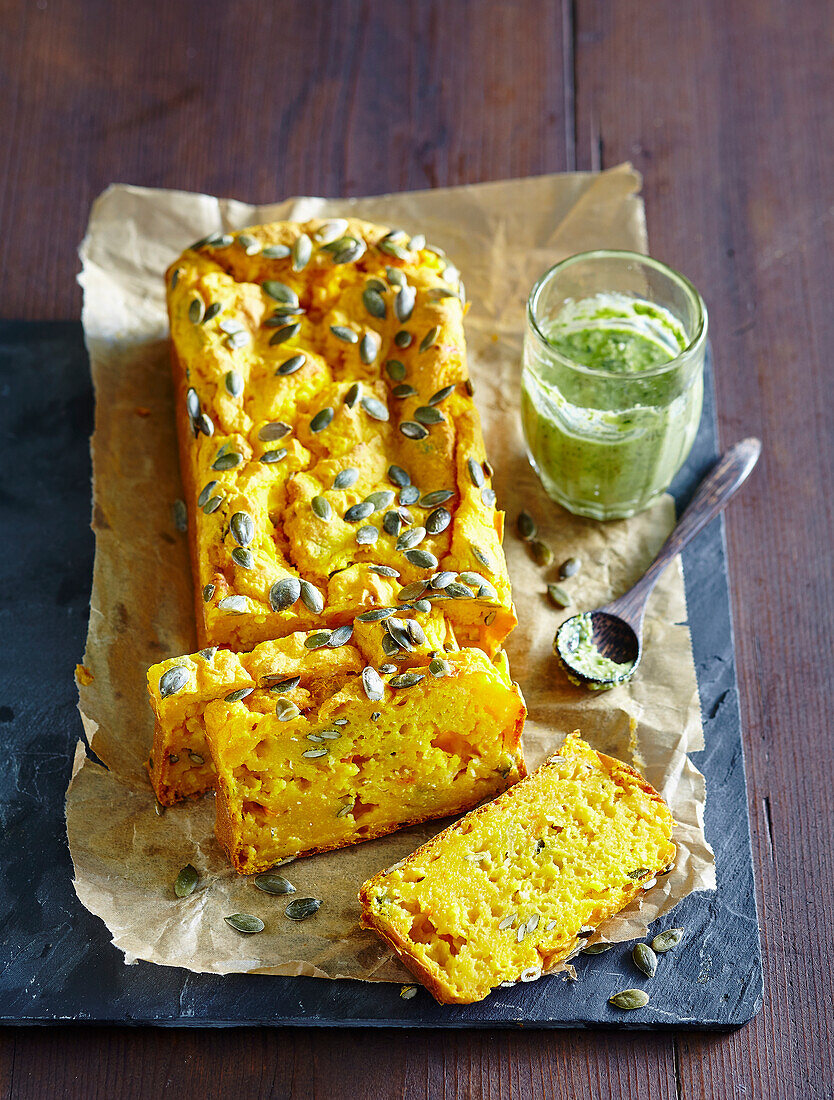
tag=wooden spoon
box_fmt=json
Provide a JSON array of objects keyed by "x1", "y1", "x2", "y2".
[{"x1": 553, "y1": 437, "x2": 761, "y2": 690}]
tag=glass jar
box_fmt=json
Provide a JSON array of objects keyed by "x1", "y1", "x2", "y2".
[{"x1": 521, "y1": 250, "x2": 707, "y2": 520}]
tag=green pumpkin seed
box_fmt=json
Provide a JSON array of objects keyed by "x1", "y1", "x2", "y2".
[
  {"x1": 633, "y1": 943, "x2": 658, "y2": 978},
  {"x1": 389, "y1": 671, "x2": 424, "y2": 689},
  {"x1": 305, "y1": 631, "x2": 331, "y2": 649},
  {"x1": 362, "y1": 666, "x2": 385, "y2": 701},
  {"x1": 197, "y1": 412, "x2": 215, "y2": 437},
  {"x1": 277, "y1": 353, "x2": 306, "y2": 375},
  {"x1": 225, "y1": 913, "x2": 264, "y2": 934},
  {"x1": 581, "y1": 942, "x2": 612, "y2": 954},
  {"x1": 369, "y1": 564, "x2": 400, "y2": 578},
  {"x1": 170, "y1": 268, "x2": 181, "y2": 289},
  {"x1": 472, "y1": 545, "x2": 492, "y2": 570},
  {"x1": 429, "y1": 385, "x2": 455, "y2": 407},
  {"x1": 202, "y1": 583, "x2": 216, "y2": 602},
  {"x1": 363, "y1": 287, "x2": 387, "y2": 319},
  {"x1": 263, "y1": 674, "x2": 300, "y2": 693},
  {"x1": 203, "y1": 301, "x2": 221, "y2": 323},
  {"x1": 269, "y1": 577, "x2": 301, "y2": 611},
  {"x1": 360, "y1": 332, "x2": 380, "y2": 365},
  {"x1": 420, "y1": 489, "x2": 454, "y2": 508},
  {"x1": 414, "y1": 405, "x2": 445, "y2": 425},
  {"x1": 446, "y1": 582, "x2": 475, "y2": 599},
  {"x1": 397, "y1": 581, "x2": 426, "y2": 601},
  {"x1": 333, "y1": 467, "x2": 359, "y2": 490},
  {"x1": 188, "y1": 298, "x2": 204, "y2": 324},
  {"x1": 425, "y1": 507, "x2": 451, "y2": 535},
  {"x1": 262, "y1": 281, "x2": 298, "y2": 306},
  {"x1": 345, "y1": 501, "x2": 375, "y2": 523},
  {"x1": 217, "y1": 595, "x2": 247, "y2": 613},
  {"x1": 406, "y1": 620, "x2": 427, "y2": 646},
  {"x1": 258, "y1": 421, "x2": 291, "y2": 441},
  {"x1": 263, "y1": 243, "x2": 291, "y2": 259},
  {"x1": 547, "y1": 583, "x2": 571, "y2": 608},
  {"x1": 201, "y1": 494, "x2": 223, "y2": 514},
  {"x1": 361, "y1": 395, "x2": 389, "y2": 421},
  {"x1": 430, "y1": 571, "x2": 455, "y2": 589},
  {"x1": 393, "y1": 384, "x2": 419, "y2": 399},
  {"x1": 395, "y1": 284, "x2": 416, "y2": 322},
  {"x1": 356, "y1": 525, "x2": 378, "y2": 545},
  {"x1": 429, "y1": 657, "x2": 452, "y2": 677},
  {"x1": 310, "y1": 407, "x2": 334, "y2": 433},
  {"x1": 327, "y1": 624, "x2": 354, "y2": 647},
  {"x1": 186, "y1": 387, "x2": 201, "y2": 419},
  {"x1": 212, "y1": 451, "x2": 243, "y2": 471},
  {"x1": 316, "y1": 218, "x2": 349, "y2": 244},
  {"x1": 198, "y1": 648, "x2": 217, "y2": 662},
  {"x1": 174, "y1": 864, "x2": 199, "y2": 898},
  {"x1": 517, "y1": 510, "x2": 537, "y2": 541},
  {"x1": 275, "y1": 698, "x2": 300, "y2": 721},
  {"x1": 311, "y1": 496, "x2": 332, "y2": 521},
  {"x1": 386, "y1": 359, "x2": 407, "y2": 382},
  {"x1": 627, "y1": 868, "x2": 651, "y2": 880},
  {"x1": 285, "y1": 897, "x2": 322, "y2": 921},
  {"x1": 269, "y1": 322, "x2": 301, "y2": 345},
  {"x1": 358, "y1": 607, "x2": 396, "y2": 622},
  {"x1": 419, "y1": 326, "x2": 439, "y2": 353},
  {"x1": 530, "y1": 540, "x2": 553, "y2": 567},
  {"x1": 159, "y1": 665, "x2": 189, "y2": 698},
  {"x1": 396, "y1": 526, "x2": 426, "y2": 551},
  {"x1": 651, "y1": 927, "x2": 685, "y2": 953},
  {"x1": 230, "y1": 511, "x2": 254, "y2": 547},
  {"x1": 386, "y1": 266, "x2": 406, "y2": 288},
  {"x1": 260, "y1": 448, "x2": 288, "y2": 464},
  {"x1": 300, "y1": 579, "x2": 325, "y2": 614},
  {"x1": 220, "y1": 318, "x2": 245, "y2": 336},
  {"x1": 383, "y1": 510, "x2": 402, "y2": 536},
  {"x1": 225, "y1": 687, "x2": 253, "y2": 703},
  {"x1": 292, "y1": 233, "x2": 312, "y2": 271},
  {"x1": 559, "y1": 557, "x2": 581, "y2": 580},
  {"x1": 188, "y1": 751, "x2": 204, "y2": 764},
  {"x1": 231, "y1": 547, "x2": 253, "y2": 569},
  {"x1": 467, "y1": 457, "x2": 485, "y2": 488},
  {"x1": 387, "y1": 466, "x2": 410, "y2": 489},
  {"x1": 254, "y1": 873, "x2": 296, "y2": 896},
  {"x1": 331, "y1": 324, "x2": 358, "y2": 344},
  {"x1": 394, "y1": 330, "x2": 413, "y2": 348},
  {"x1": 609, "y1": 989, "x2": 649, "y2": 1010}
]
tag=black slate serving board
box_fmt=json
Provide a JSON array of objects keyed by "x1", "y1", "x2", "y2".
[{"x1": 0, "y1": 323, "x2": 762, "y2": 1028}]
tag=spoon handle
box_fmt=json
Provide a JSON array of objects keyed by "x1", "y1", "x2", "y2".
[{"x1": 606, "y1": 437, "x2": 761, "y2": 627}]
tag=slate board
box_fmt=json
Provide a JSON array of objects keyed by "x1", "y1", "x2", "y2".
[{"x1": 0, "y1": 323, "x2": 762, "y2": 1028}]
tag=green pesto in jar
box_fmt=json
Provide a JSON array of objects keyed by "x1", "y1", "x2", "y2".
[
  {"x1": 556, "y1": 613, "x2": 635, "y2": 687},
  {"x1": 522, "y1": 293, "x2": 703, "y2": 520}
]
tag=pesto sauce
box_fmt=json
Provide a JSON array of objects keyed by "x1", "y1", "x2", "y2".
[{"x1": 556, "y1": 613, "x2": 635, "y2": 685}]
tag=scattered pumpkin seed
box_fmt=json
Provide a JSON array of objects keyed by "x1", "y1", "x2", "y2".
[
  {"x1": 361, "y1": 395, "x2": 389, "y2": 421},
  {"x1": 559, "y1": 557, "x2": 581, "y2": 580},
  {"x1": 400, "y1": 985, "x2": 417, "y2": 1000},
  {"x1": 358, "y1": 607, "x2": 395, "y2": 622},
  {"x1": 277, "y1": 353, "x2": 306, "y2": 375},
  {"x1": 390, "y1": 671, "x2": 424, "y2": 688},
  {"x1": 275, "y1": 698, "x2": 300, "y2": 721},
  {"x1": 202, "y1": 583, "x2": 216, "y2": 602},
  {"x1": 310, "y1": 407, "x2": 334, "y2": 433},
  {"x1": 368, "y1": 564, "x2": 400, "y2": 579},
  {"x1": 300, "y1": 579, "x2": 325, "y2": 613},
  {"x1": 425, "y1": 507, "x2": 451, "y2": 535},
  {"x1": 420, "y1": 489, "x2": 454, "y2": 507},
  {"x1": 262, "y1": 281, "x2": 298, "y2": 306},
  {"x1": 198, "y1": 648, "x2": 217, "y2": 662},
  {"x1": 414, "y1": 405, "x2": 445, "y2": 425},
  {"x1": 292, "y1": 233, "x2": 312, "y2": 271},
  {"x1": 446, "y1": 582, "x2": 475, "y2": 599},
  {"x1": 385, "y1": 359, "x2": 406, "y2": 381},
  {"x1": 499, "y1": 913, "x2": 518, "y2": 930},
  {"x1": 609, "y1": 989, "x2": 649, "y2": 1010},
  {"x1": 202, "y1": 494, "x2": 223, "y2": 514},
  {"x1": 285, "y1": 897, "x2": 322, "y2": 921},
  {"x1": 345, "y1": 501, "x2": 375, "y2": 523},
  {"x1": 481, "y1": 487, "x2": 497, "y2": 507},
  {"x1": 311, "y1": 495, "x2": 332, "y2": 522},
  {"x1": 264, "y1": 674, "x2": 300, "y2": 693},
  {"x1": 263, "y1": 243, "x2": 291, "y2": 259},
  {"x1": 517, "y1": 510, "x2": 537, "y2": 541},
  {"x1": 260, "y1": 448, "x2": 288, "y2": 464},
  {"x1": 225, "y1": 913, "x2": 264, "y2": 934},
  {"x1": 225, "y1": 687, "x2": 253, "y2": 703},
  {"x1": 269, "y1": 577, "x2": 301, "y2": 611},
  {"x1": 383, "y1": 510, "x2": 402, "y2": 536},
  {"x1": 581, "y1": 942, "x2": 613, "y2": 955},
  {"x1": 331, "y1": 324, "x2": 358, "y2": 344},
  {"x1": 327, "y1": 624, "x2": 354, "y2": 647},
  {"x1": 305, "y1": 631, "x2": 331, "y2": 649},
  {"x1": 363, "y1": 287, "x2": 387, "y2": 319},
  {"x1": 429, "y1": 657, "x2": 451, "y2": 677},
  {"x1": 230, "y1": 511, "x2": 254, "y2": 547},
  {"x1": 356, "y1": 525, "x2": 379, "y2": 545},
  {"x1": 258, "y1": 421, "x2": 291, "y2": 442},
  {"x1": 393, "y1": 383, "x2": 419, "y2": 399},
  {"x1": 231, "y1": 547, "x2": 253, "y2": 569},
  {"x1": 419, "y1": 326, "x2": 439, "y2": 352},
  {"x1": 530, "y1": 540, "x2": 553, "y2": 567},
  {"x1": 333, "y1": 467, "x2": 359, "y2": 490},
  {"x1": 362, "y1": 666, "x2": 385, "y2": 701},
  {"x1": 633, "y1": 943, "x2": 658, "y2": 978},
  {"x1": 316, "y1": 219, "x2": 349, "y2": 244},
  {"x1": 651, "y1": 927, "x2": 685, "y2": 953},
  {"x1": 343, "y1": 382, "x2": 361, "y2": 408},
  {"x1": 396, "y1": 527, "x2": 426, "y2": 551},
  {"x1": 394, "y1": 330, "x2": 413, "y2": 348},
  {"x1": 174, "y1": 864, "x2": 199, "y2": 898},
  {"x1": 172, "y1": 499, "x2": 187, "y2": 532},
  {"x1": 188, "y1": 298, "x2": 204, "y2": 324},
  {"x1": 360, "y1": 332, "x2": 380, "y2": 365},
  {"x1": 269, "y1": 322, "x2": 300, "y2": 345},
  {"x1": 547, "y1": 583, "x2": 571, "y2": 608},
  {"x1": 254, "y1": 873, "x2": 296, "y2": 896},
  {"x1": 188, "y1": 751, "x2": 204, "y2": 764},
  {"x1": 170, "y1": 268, "x2": 181, "y2": 289},
  {"x1": 203, "y1": 301, "x2": 221, "y2": 323},
  {"x1": 218, "y1": 595, "x2": 247, "y2": 613},
  {"x1": 159, "y1": 665, "x2": 189, "y2": 698},
  {"x1": 405, "y1": 548, "x2": 437, "y2": 569},
  {"x1": 398, "y1": 485, "x2": 420, "y2": 505},
  {"x1": 627, "y1": 868, "x2": 651, "y2": 880},
  {"x1": 386, "y1": 266, "x2": 406, "y2": 288},
  {"x1": 395, "y1": 284, "x2": 416, "y2": 322},
  {"x1": 429, "y1": 385, "x2": 455, "y2": 406}
]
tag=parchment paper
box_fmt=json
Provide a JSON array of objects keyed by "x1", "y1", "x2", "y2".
[{"x1": 69, "y1": 166, "x2": 715, "y2": 983}]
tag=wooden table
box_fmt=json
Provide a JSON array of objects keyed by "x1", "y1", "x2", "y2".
[{"x1": 2, "y1": 1, "x2": 831, "y2": 1096}]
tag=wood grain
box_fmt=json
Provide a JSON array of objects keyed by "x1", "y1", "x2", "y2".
[{"x1": 1, "y1": 0, "x2": 832, "y2": 1097}]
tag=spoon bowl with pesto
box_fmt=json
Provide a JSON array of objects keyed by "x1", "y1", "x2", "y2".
[{"x1": 554, "y1": 438, "x2": 761, "y2": 690}]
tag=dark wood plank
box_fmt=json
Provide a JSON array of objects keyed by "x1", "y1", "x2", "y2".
[{"x1": 575, "y1": 0, "x2": 834, "y2": 1097}]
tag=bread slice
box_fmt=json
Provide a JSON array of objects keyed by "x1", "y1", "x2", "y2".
[
  {"x1": 359, "y1": 732, "x2": 676, "y2": 1004},
  {"x1": 166, "y1": 218, "x2": 515, "y2": 657},
  {"x1": 146, "y1": 630, "x2": 526, "y2": 872}
]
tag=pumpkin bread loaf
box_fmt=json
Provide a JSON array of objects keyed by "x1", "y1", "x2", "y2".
[
  {"x1": 146, "y1": 629, "x2": 526, "y2": 872},
  {"x1": 166, "y1": 218, "x2": 515, "y2": 657},
  {"x1": 359, "y1": 732, "x2": 676, "y2": 1004}
]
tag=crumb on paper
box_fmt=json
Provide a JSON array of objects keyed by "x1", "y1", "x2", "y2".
[{"x1": 75, "y1": 664, "x2": 94, "y2": 686}]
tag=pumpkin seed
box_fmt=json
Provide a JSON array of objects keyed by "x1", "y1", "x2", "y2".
[
  {"x1": 390, "y1": 671, "x2": 424, "y2": 689},
  {"x1": 275, "y1": 698, "x2": 300, "y2": 721},
  {"x1": 429, "y1": 658, "x2": 451, "y2": 678},
  {"x1": 285, "y1": 897, "x2": 322, "y2": 921},
  {"x1": 308, "y1": 495, "x2": 331, "y2": 522},
  {"x1": 327, "y1": 623, "x2": 354, "y2": 647},
  {"x1": 609, "y1": 989, "x2": 649, "y2": 1010},
  {"x1": 394, "y1": 330, "x2": 413, "y2": 348},
  {"x1": 409, "y1": 233, "x2": 425, "y2": 251},
  {"x1": 458, "y1": 572, "x2": 485, "y2": 587},
  {"x1": 421, "y1": 490, "x2": 454, "y2": 508},
  {"x1": 263, "y1": 243, "x2": 291, "y2": 259},
  {"x1": 305, "y1": 631, "x2": 331, "y2": 649},
  {"x1": 231, "y1": 547, "x2": 253, "y2": 569},
  {"x1": 581, "y1": 942, "x2": 613, "y2": 955},
  {"x1": 368, "y1": 564, "x2": 399, "y2": 577},
  {"x1": 446, "y1": 582, "x2": 475, "y2": 599},
  {"x1": 425, "y1": 507, "x2": 451, "y2": 535},
  {"x1": 361, "y1": 395, "x2": 389, "y2": 421},
  {"x1": 399, "y1": 485, "x2": 420, "y2": 505},
  {"x1": 627, "y1": 868, "x2": 651, "y2": 880},
  {"x1": 363, "y1": 287, "x2": 387, "y2": 319},
  {"x1": 188, "y1": 298, "x2": 204, "y2": 324},
  {"x1": 406, "y1": 620, "x2": 427, "y2": 646},
  {"x1": 260, "y1": 448, "x2": 288, "y2": 464},
  {"x1": 559, "y1": 557, "x2": 581, "y2": 580},
  {"x1": 356, "y1": 525, "x2": 378, "y2": 545},
  {"x1": 395, "y1": 284, "x2": 416, "y2": 322},
  {"x1": 174, "y1": 864, "x2": 199, "y2": 898},
  {"x1": 300, "y1": 580, "x2": 325, "y2": 614},
  {"x1": 385, "y1": 618, "x2": 412, "y2": 651},
  {"x1": 358, "y1": 607, "x2": 395, "y2": 622},
  {"x1": 333, "y1": 467, "x2": 359, "y2": 490},
  {"x1": 264, "y1": 674, "x2": 300, "y2": 693},
  {"x1": 336, "y1": 801, "x2": 354, "y2": 818},
  {"x1": 393, "y1": 384, "x2": 419, "y2": 399},
  {"x1": 343, "y1": 382, "x2": 361, "y2": 408},
  {"x1": 170, "y1": 268, "x2": 181, "y2": 289},
  {"x1": 186, "y1": 387, "x2": 201, "y2": 419},
  {"x1": 262, "y1": 281, "x2": 298, "y2": 306},
  {"x1": 188, "y1": 751, "x2": 204, "y2": 764},
  {"x1": 292, "y1": 233, "x2": 312, "y2": 271},
  {"x1": 212, "y1": 451, "x2": 243, "y2": 471},
  {"x1": 530, "y1": 540, "x2": 553, "y2": 567},
  {"x1": 160, "y1": 665, "x2": 189, "y2": 698},
  {"x1": 254, "y1": 873, "x2": 296, "y2": 896},
  {"x1": 396, "y1": 527, "x2": 426, "y2": 551},
  {"x1": 362, "y1": 666, "x2": 385, "y2": 701},
  {"x1": 547, "y1": 583, "x2": 571, "y2": 608},
  {"x1": 269, "y1": 577, "x2": 301, "y2": 611},
  {"x1": 498, "y1": 913, "x2": 518, "y2": 930},
  {"x1": 414, "y1": 405, "x2": 445, "y2": 425},
  {"x1": 379, "y1": 664, "x2": 397, "y2": 675},
  {"x1": 360, "y1": 332, "x2": 380, "y2": 365},
  {"x1": 381, "y1": 634, "x2": 401, "y2": 657},
  {"x1": 227, "y1": 329, "x2": 251, "y2": 350},
  {"x1": 277, "y1": 353, "x2": 306, "y2": 375},
  {"x1": 383, "y1": 510, "x2": 402, "y2": 536},
  {"x1": 230, "y1": 511, "x2": 254, "y2": 546},
  {"x1": 197, "y1": 412, "x2": 215, "y2": 437},
  {"x1": 331, "y1": 324, "x2": 358, "y2": 344},
  {"x1": 202, "y1": 583, "x2": 216, "y2": 602},
  {"x1": 316, "y1": 218, "x2": 349, "y2": 244},
  {"x1": 386, "y1": 266, "x2": 406, "y2": 288},
  {"x1": 405, "y1": 548, "x2": 437, "y2": 569},
  {"x1": 225, "y1": 687, "x2": 253, "y2": 703},
  {"x1": 201, "y1": 494, "x2": 222, "y2": 514},
  {"x1": 258, "y1": 421, "x2": 291, "y2": 442},
  {"x1": 310, "y1": 407, "x2": 334, "y2": 433},
  {"x1": 302, "y1": 747, "x2": 328, "y2": 760},
  {"x1": 429, "y1": 385, "x2": 455, "y2": 407},
  {"x1": 203, "y1": 301, "x2": 221, "y2": 323},
  {"x1": 198, "y1": 648, "x2": 217, "y2": 662},
  {"x1": 651, "y1": 927, "x2": 685, "y2": 953},
  {"x1": 319, "y1": 729, "x2": 341, "y2": 740},
  {"x1": 430, "y1": 572, "x2": 455, "y2": 589},
  {"x1": 218, "y1": 595, "x2": 247, "y2": 613},
  {"x1": 419, "y1": 326, "x2": 439, "y2": 353},
  {"x1": 225, "y1": 913, "x2": 264, "y2": 934},
  {"x1": 345, "y1": 501, "x2": 375, "y2": 523},
  {"x1": 385, "y1": 359, "x2": 407, "y2": 381},
  {"x1": 517, "y1": 510, "x2": 537, "y2": 541},
  {"x1": 633, "y1": 943, "x2": 658, "y2": 978},
  {"x1": 269, "y1": 322, "x2": 300, "y2": 345},
  {"x1": 400, "y1": 985, "x2": 417, "y2": 1000},
  {"x1": 481, "y1": 487, "x2": 497, "y2": 508},
  {"x1": 397, "y1": 581, "x2": 426, "y2": 601}
]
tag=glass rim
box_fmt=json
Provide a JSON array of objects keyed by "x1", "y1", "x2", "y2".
[{"x1": 526, "y1": 249, "x2": 708, "y2": 380}]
